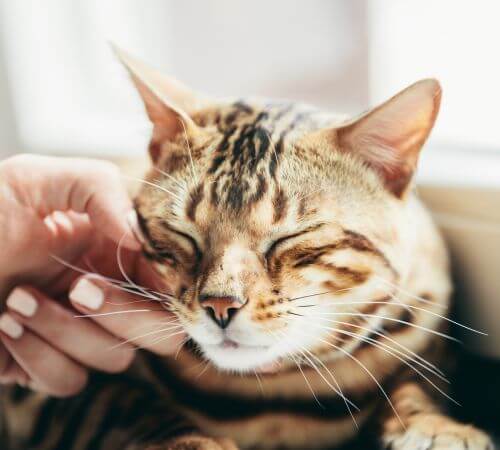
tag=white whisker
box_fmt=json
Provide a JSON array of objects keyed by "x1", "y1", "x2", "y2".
[
  {"x1": 108, "y1": 323, "x2": 182, "y2": 350},
  {"x1": 153, "y1": 166, "x2": 189, "y2": 190},
  {"x1": 296, "y1": 299, "x2": 485, "y2": 335},
  {"x1": 289, "y1": 287, "x2": 354, "y2": 302},
  {"x1": 148, "y1": 329, "x2": 187, "y2": 349},
  {"x1": 174, "y1": 335, "x2": 190, "y2": 359},
  {"x1": 273, "y1": 329, "x2": 359, "y2": 414},
  {"x1": 308, "y1": 321, "x2": 450, "y2": 385},
  {"x1": 121, "y1": 174, "x2": 184, "y2": 202},
  {"x1": 304, "y1": 312, "x2": 461, "y2": 342},
  {"x1": 195, "y1": 360, "x2": 212, "y2": 379},
  {"x1": 299, "y1": 346, "x2": 359, "y2": 427},
  {"x1": 320, "y1": 326, "x2": 458, "y2": 406},
  {"x1": 180, "y1": 119, "x2": 199, "y2": 186},
  {"x1": 374, "y1": 275, "x2": 445, "y2": 308},
  {"x1": 325, "y1": 319, "x2": 445, "y2": 377},
  {"x1": 292, "y1": 327, "x2": 406, "y2": 430},
  {"x1": 267, "y1": 329, "x2": 323, "y2": 408},
  {"x1": 253, "y1": 369, "x2": 265, "y2": 395},
  {"x1": 51, "y1": 253, "x2": 168, "y2": 303},
  {"x1": 74, "y1": 309, "x2": 153, "y2": 318},
  {"x1": 116, "y1": 233, "x2": 160, "y2": 304}
]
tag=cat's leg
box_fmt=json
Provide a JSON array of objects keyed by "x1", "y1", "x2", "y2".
[{"x1": 380, "y1": 381, "x2": 493, "y2": 450}]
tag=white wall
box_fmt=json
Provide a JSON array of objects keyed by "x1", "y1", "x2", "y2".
[
  {"x1": 0, "y1": 17, "x2": 19, "y2": 158},
  {"x1": 369, "y1": 0, "x2": 500, "y2": 153},
  {"x1": 0, "y1": 0, "x2": 369, "y2": 157}
]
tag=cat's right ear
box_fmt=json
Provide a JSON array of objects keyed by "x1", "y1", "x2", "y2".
[{"x1": 112, "y1": 45, "x2": 206, "y2": 162}]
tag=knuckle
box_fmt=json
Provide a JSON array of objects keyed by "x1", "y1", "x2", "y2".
[
  {"x1": 56, "y1": 370, "x2": 88, "y2": 397},
  {"x1": 0, "y1": 154, "x2": 33, "y2": 177},
  {"x1": 105, "y1": 347, "x2": 136, "y2": 373},
  {"x1": 3, "y1": 153, "x2": 36, "y2": 168},
  {"x1": 75, "y1": 161, "x2": 119, "y2": 194},
  {"x1": 98, "y1": 280, "x2": 114, "y2": 299},
  {"x1": 47, "y1": 300, "x2": 71, "y2": 323},
  {"x1": 93, "y1": 160, "x2": 120, "y2": 180},
  {"x1": 39, "y1": 301, "x2": 72, "y2": 335},
  {"x1": 0, "y1": 348, "x2": 11, "y2": 376}
]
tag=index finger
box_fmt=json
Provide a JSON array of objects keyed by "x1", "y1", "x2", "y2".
[
  {"x1": 0, "y1": 343, "x2": 11, "y2": 376},
  {"x1": 69, "y1": 276, "x2": 185, "y2": 355}
]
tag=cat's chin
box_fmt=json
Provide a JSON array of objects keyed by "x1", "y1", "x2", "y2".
[{"x1": 201, "y1": 340, "x2": 276, "y2": 372}]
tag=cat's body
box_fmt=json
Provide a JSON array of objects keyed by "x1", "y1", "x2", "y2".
[{"x1": 0, "y1": 50, "x2": 493, "y2": 450}]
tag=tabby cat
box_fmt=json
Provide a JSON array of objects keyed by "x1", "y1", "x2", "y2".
[{"x1": 1, "y1": 48, "x2": 494, "y2": 450}]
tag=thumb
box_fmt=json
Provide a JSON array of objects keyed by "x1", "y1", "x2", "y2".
[{"x1": 5, "y1": 154, "x2": 141, "y2": 250}]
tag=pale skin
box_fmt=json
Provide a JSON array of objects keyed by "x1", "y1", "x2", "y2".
[{"x1": 0, "y1": 154, "x2": 186, "y2": 397}]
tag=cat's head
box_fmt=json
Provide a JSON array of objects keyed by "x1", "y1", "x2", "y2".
[{"x1": 118, "y1": 49, "x2": 441, "y2": 372}]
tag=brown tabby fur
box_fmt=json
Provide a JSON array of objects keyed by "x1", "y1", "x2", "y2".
[{"x1": 0, "y1": 50, "x2": 493, "y2": 450}]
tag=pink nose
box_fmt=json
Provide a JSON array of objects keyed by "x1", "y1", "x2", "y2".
[{"x1": 200, "y1": 296, "x2": 246, "y2": 329}]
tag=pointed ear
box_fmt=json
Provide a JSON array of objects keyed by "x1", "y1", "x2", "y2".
[
  {"x1": 112, "y1": 44, "x2": 207, "y2": 162},
  {"x1": 309, "y1": 79, "x2": 441, "y2": 198}
]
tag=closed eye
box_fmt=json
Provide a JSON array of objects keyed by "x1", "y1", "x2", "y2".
[
  {"x1": 265, "y1": 232, "x2": 305, "y2": 259},
  {"x1": 136, "y1": 213, "x2": 202, "y2": 262},
  {"x1": 141, "y1": 233, "x2": 180, "y2": 264},
  {"x1": 264, "y1": 223, "x2": 326, "y2": 259},
  {"x1": 159, "y1": 221, "x2": 202, "y2": 259}
]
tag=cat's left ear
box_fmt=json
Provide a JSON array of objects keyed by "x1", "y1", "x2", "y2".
[
  {"x1": 112, "y1": 44, "x2": 208, "y2": 162},
  {"x1": 304, "y1": 79, "x2": 441, "y2": 198}
]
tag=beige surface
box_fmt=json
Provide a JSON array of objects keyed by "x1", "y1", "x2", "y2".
[{"x1": 419, "y1": 185, "x2": 500, "y2": 359}]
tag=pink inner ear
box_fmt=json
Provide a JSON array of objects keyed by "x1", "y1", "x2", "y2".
[
  {"x1": 114, "y1": 45, "x2": 204, "y2": 160},
  {"x1": 129, "y1": 72, "x2": 186, "y2": 136},
  {"x1": 337, "y1": 79, "x2": 442, "y2": 197}
]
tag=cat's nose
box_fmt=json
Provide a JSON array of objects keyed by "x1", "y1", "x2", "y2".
[{"x1": 200, "y1": 295, "x2": 246, "y2": 329}]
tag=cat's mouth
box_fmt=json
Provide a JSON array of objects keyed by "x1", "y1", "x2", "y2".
[
  {"x1": 207, "y1": 338, "x2": 269, "y2": 352},
  {"x1": 219, "y1": 338, "x2": 260, "y2": 349},
  {"x1": 202, "y1": 339, "x2": 276, "y2": 372}
]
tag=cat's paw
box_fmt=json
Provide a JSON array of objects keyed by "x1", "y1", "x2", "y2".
[
  {"x1": 384, "y1": 414, "x2": 494, "y2": 450},
  {"x1": 147, "y1": 434, "x2": 238, "y2": 450}
]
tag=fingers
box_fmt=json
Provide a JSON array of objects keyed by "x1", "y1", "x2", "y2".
[
  {"x1": 0, "y1": 319, "x2": 29, "y2": 386},
  {"x1": 0, "y1": 341, "x2": 9, "y2": 374},
  {"x1": 5, "y1": 287, "x2": 135, "y2": 373},
  {"x1": 0, "y1": 313, "x2": 88, "y2": 397},
  {"x1": 0, "y1": 362, "x2": 31, "y2": 387},
  {"x1": 69, "y1": 276, "x2": 186, "y2": 356},
  {"x1": 0, "y1": 340, "x2": 30, "y2": 387},
  {"x1": 2, "y1": 154, "x2": 140, "y2": 250}
]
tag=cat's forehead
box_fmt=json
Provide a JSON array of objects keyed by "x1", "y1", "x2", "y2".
[
  {"x1": 192, "y1": 100, "x2": 342, "y2": 212},
  {"x1": 138, "y1": 98, "x2": 390, "y2": 241}
]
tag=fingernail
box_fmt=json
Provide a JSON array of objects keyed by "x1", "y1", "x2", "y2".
[
  {"x1": 126, "y1": 210, "x2": 145, "y2": 244},
  {"x1": 69, "y1": 278, "x2": 104, "y2": 310},
  {"x1": 6, "y1": 288, "x2": 38, "y2": 317},
  {"x1": 0, "y1": 314, "x2": 24, "y2": 339}
]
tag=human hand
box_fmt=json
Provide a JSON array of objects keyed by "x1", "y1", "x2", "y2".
[{"x1": 0, "y1": 154, "x2": 185, "y2": 396}]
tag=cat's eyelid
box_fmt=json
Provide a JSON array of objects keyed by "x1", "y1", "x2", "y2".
[
  {"x1": 264, "y1": 222, "x2": 326, "y2": 257},
  {"x1": 160, "y1": 221, "x2": 203, "y2": 255},
  {"x1": 272, "y1": 222, "x2": 326, "y2": 240}
]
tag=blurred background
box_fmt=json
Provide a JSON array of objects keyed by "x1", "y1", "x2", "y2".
[
  {"x1": 1, "y1": 1, "x2": 500, "y2": 165},
  {"x1": 0, "y1": 0, "x2": 499, "y2": 437}
]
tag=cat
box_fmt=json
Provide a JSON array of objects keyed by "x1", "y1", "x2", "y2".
[{"x1": 0, "y1": 48, "x2": 494, "y2": 450}]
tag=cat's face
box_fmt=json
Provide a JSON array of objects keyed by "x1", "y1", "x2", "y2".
[{"x1": 119, "y1": 49, "x2": 441, "y2": 372}]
